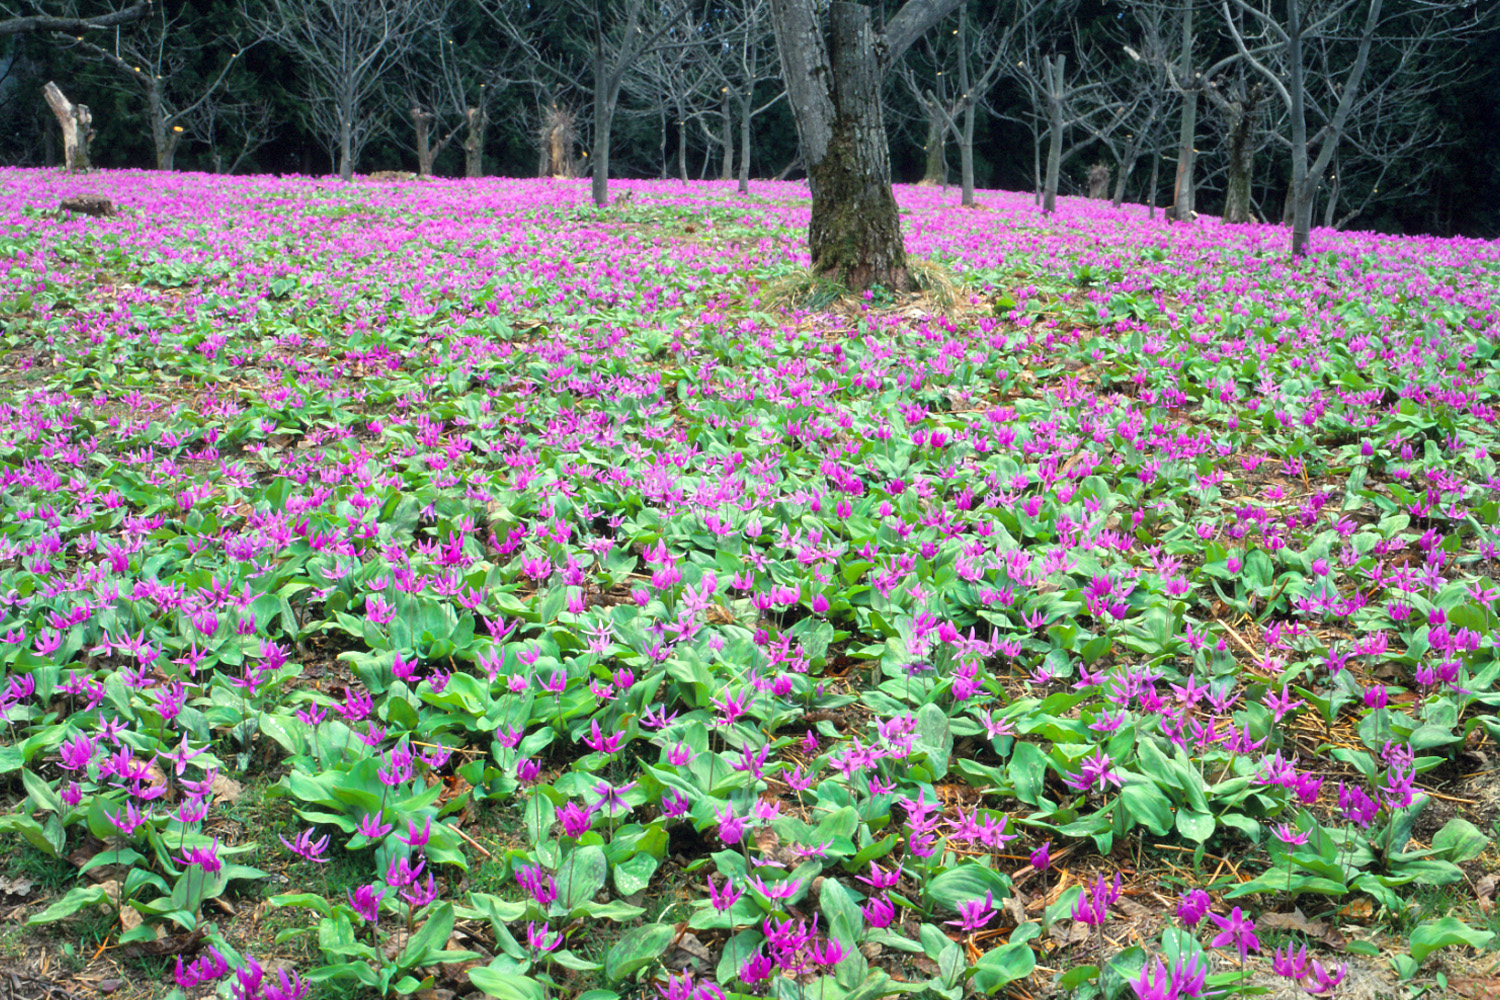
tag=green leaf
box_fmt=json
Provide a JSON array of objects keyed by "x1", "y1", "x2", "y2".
[
  {"x1": 970, "y1": 941, "x2": 1035, "y2": 994},
  {"x1": 914, "y1": 703, "x2": 953, "y2": 780},
  {"x1": 1409, "y1": 917, "x2": 1494, "y2": 966},
  {"x1": 557, "y1": 846, "x2": 608, "y2": 912},
  {"x1": 1432, "y1": 818, "x2": 1488, "y2": 863},
  {"x1": 467, "y1": 967, "x2": 549, "y2": 1000},
  {"x1": 399, "y1": 902, "x2": 456, "y2": 969},
  {"x1": 1175, "y1": 810, "x2": 1214, "y2": 843},
  {"x1": 1120, "y1": 779, "x2": 1173, "y2": 836},
  {"x1": 927, "y1": 865, "x2": 1010, "y2": 912},
  {"x1": 604, "y1": 923, "x2": 674, "y2": 983},
  {"x1": 613, "y1": 853, "x2": 659, "y2": 896},
  {"x1": 27, "y1": 885, "x2": 108, "y2": 925}
]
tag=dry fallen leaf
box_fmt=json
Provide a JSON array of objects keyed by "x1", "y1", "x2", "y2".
[
  {"x1": 211, "y1": 773, "x2": 244, "y2": 804},
  {"x1": 0, "y1": 875, "x2": 35, "y2": 897},
  {"x1": 1477, "y1": 875, "x2": 1496, "y2": 916}
]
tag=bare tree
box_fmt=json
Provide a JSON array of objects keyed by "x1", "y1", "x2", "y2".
[
  {"x1": 486, "y1": 0, "x2": 696, "y2": 206},
  {"x1": 903, "y1": 3, "x2": 1020, "y2": 207},
  {"x1": 58, "y1": 4, "x2": 254, "y2": 170},
  {"x1": 180, "y1": 93, "x2": 275, "y2": 174},
  {"x1": 255, "y1": 0, "x2": 431, "y2": 180},
  {"x1": 1222, "y1": 0, "x2": 1486, "y2": 254},
  {"x1": 768, "y1": 0, "x2": 963, "y2": 291},
  {"x1": 623, "y1": 6, "x2": 715, "y2": 183},
  {"x1": 705, "y1": 0, "x2": 786, "y2": 195},
  {"x1": 1007, "y1": 8, "x2": 1136, "y2": 214}
]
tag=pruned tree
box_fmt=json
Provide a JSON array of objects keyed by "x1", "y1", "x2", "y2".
[
  {"x1": 42, "y1": 80, "x2": 90, "y2": 169},
  {"x1": 1006, "y1": 6, "x2": 1136, "y2": 215},
  {"x1": 57, "y1": 4, "x2": 255, "y2": 170},
  {"x1": 254, "y1": 0, "x2": 432, "y2": 180},
  {"x1": 401, "y1": 0, "x2": 512, "y2": 177},
  {"x1": 768, "y1": 0, "x2": 964, "y2": 291},
  {"x1": 1222, "y1": 0, "x2": 1487, "y2": 254}
]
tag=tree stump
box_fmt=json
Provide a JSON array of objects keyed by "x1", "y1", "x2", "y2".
[
  {"x1": 42, "y1": 82, "x2": 92, "y2": 172},
  {"x1": 58, "y1": 197, "x2": 116, "y2": 217}
]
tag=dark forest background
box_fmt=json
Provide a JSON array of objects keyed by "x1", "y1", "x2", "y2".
[{"x1": 3, "y1": 0, "x2": 1497, "y2": 239}]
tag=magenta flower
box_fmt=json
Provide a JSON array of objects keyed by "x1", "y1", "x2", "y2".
[
  {"x1": 348, "y1": 883, "x2": 384, "y2": 923},
  {"x1": 1208, "y1": 906, "x2": 1260, "y2": 965},
  {"x1": 278, "y1": 827, "x2": 330, "y2": 864},
  {"x1": 1176, "y1": 888, "x2": 1211, "y2": 928},
  {"x1": 945, "y1": 891, "x2": 995, "y2": 933}
]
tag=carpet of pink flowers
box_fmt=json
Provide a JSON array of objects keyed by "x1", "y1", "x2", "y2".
[{"x1": 2, "y1": 167, "x2": 1500, "y2": 1000}]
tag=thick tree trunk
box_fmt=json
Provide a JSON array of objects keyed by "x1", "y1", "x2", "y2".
[
  {"x1": 1170, "y1": 3, "x2": 1196, "y2": 222},
  {"x1": 770, "y1": 0, "x2": 959, "y2": 291},
  {"x1": 738, "y1": 96, "x2": 752, "y2": 194},
  {"x1": 805, "y1": 5, "x2": 910, "y2": 289},
  {"x1": 42, "y1": 81, "x2": 91, "y2": 171},
  {"x1": 464, "y1": 107, "x2": 485, "y2": 178},
  {"x1": 1223, "y1": 112, "x2": 1254, "y2": 224},
  {"x1": 1042, "y1": 55, "x2": 1064, "y2": 215},
  {"x1": 147, "y1": 83, "x2": 177, "y2": 171},
  {"x1": 720, "y1": 95, "x2": 734, "y2": 181},
  {"x1": 412, "y1": 108, "x2": 434, "y2": 177}
]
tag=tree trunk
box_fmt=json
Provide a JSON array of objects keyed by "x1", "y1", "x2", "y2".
[
  {"x1": 738, "y1": 95, "x2": 752, "y2": 194},
  {"x1": 959, "y1": 102, "x2": 975, "y2": 206},
  {"x1": 1170, "y1": 2, "x2": 1196, "y2": 222},
  {"x1": 1087, "y1": 163, "x2": 1109, "y2": 199},
  {"x1": 1042, "y1": 55, "x2": 1064, "y2": 215},
  {"x1": 921, "y1": 109, "x2": 944, "y2": 184},
  {"x1": 957, "y1": 7, "x2": 975, "y2": 207},
  {"x1": 338, "y1": 115, "x2": 353, "y2": 181},
  {"x1": 147, "y1": 82, "x2": 175, "y2": 171},
  {"x1": 591, "y1": 105, "x2": 611, "y2": 206},
  {"x1": 1111, "y1": 142, "x2": 1138, "y2": 208},
  {"x1": 465, "y1": 107, "x2": 485, "y2": 178},
  {"x1": 1032, "y1": 126, "x2": 1041, "y2": 206},
  {"x1": 677, "y1": 109, "x2": 688, "y2": 183},
  {"x1": 1223, "y1": 107, "x2": 1254, "y2": 224},
  {"x1": 413, "y1": 108, "x2": 434, "y2": 177},
  {"x1": 42, "y1": 81, "x2": 91, "y2": 171},
  {"x1": 775, "y1": 1, "x2": 911, "y2": 290},
  {"x1": 1323, "y1": 155, "x2": 1340, "y2": 228},
  {"x1": 1148, "y1": 151, "x2": 1159, "y2": 219},
  {"x1": 720, "y1": 95, "x2": 734, "y2": 181}
]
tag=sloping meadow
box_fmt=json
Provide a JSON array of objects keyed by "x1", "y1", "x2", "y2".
[{"x1": 1, "y1": 169, "x2": 1499, "y2": 1000}]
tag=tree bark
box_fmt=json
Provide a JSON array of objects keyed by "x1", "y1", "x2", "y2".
[
  {"x1": 720, "y1": 94, "x2": 734, "y2": 181},
  {"x1": 1223, "y1": 108, "x2": 1254, "y2": 223},
  {"x1": 464, "y1": 106, "x2": 485, "y2": 177},
  {"x1": 1042, "y1": 54, "x2": 1064, "y2": 215},
  {"x1": 770, "y1": 0, "x2": 959, "y2": 291},
  {"x1": 921, "y1": 110, "x2": 944, "y2": 184},
  {"x1": 1170, "y1": 1, "x2": 1196, "y2": 222},
  {"x1": 591, "y1": 103, "x2": 611, "y2": 205},
  {"x1": 677, "y1": 112, "x2": 688, "y2": 183},
  {"x1": 809, "y1": 5, "x2": 908, "y2": 288},
  {"x1": 956, "y1": 8, "x2": 975, "y2": 207},
  {"x1": 338, "y1": 114, "x2": 353, "y2": 181},
  {"x1": 42, "y1": 82, "x2": 90, "y2": 171},
  {"x1": 1087, "y1": 163, "x2": 1109, "y2": 199},
  {"x1": 413, "y1": 108, "x2": 434, "y2": 176},
  {"x1": 738, "y1": 95, "x2": 752, "y2": 194},
  {"x1": 1148, "y1": 150, "x2": 1160, "y2": 219}
]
